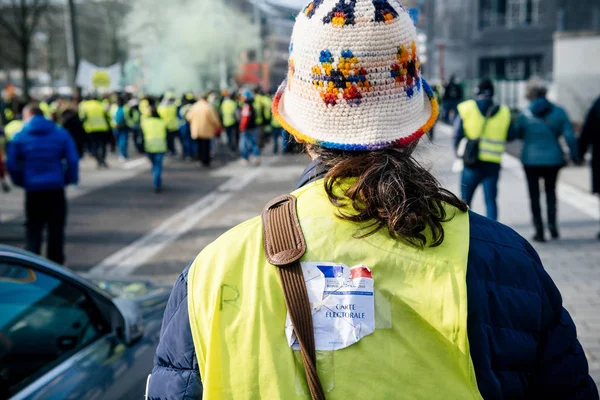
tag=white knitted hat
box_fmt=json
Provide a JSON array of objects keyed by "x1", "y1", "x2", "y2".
[{"x1": 272, "y1": 0, "x2": 438, "y2": 151}]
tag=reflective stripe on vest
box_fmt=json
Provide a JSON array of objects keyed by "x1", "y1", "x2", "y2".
[
  {"x1": 158, "y1": 105, "x2": 179, "y2": 131},
  {"x1": 188, "y1": 179, "x2": 482, "y2": 399},
  {"x1": 220, "y1": 99, "x2": 237, "y2": 128},
  {"x1": 458, "y1": 100, "x2": 511, "y2": 164},
  {"x1": 141, "y1": 117, "x2": 167, "y2": 153},
  {"x1": 81, "y1": 100, "x2": 110, "y2": 133}
]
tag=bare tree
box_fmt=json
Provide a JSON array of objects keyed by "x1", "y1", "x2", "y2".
[{"x1": 0, "y1": 0, "x2": 51, "y2": 100}]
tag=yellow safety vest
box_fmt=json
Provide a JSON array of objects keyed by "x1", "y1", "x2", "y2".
[
  {"x1": 80, "y1": 100, "x2": 110, "y2": 133},
  {"x1": 140, "y1": 99, "x2": 151, "y2": 119},
  {"x1": 141, "y1": 117, "x2": 167, "y2": 154},
  {"x1": 4, "y1": 120, "x2": 24, "y2": 142},
  {"x1": 458, "y1": 100, "x2": 511, "y2": 164},
  {"x1": 109, "y1": 104, "x2": 118, "y2": 128},
  {"x1": 157, "y1": 104, "x2": 179, "y2": 131},
  {"x1": 252, "y1": 98, "x2": 264, "y2": 126},
  {"x1": 188, "y1": 179, "x2": 482, "y2": 400},
  {"x1": 220, "y1": 99, "x2": 237, "y2": 128},
  {"x1": 39, "y1": 101, "x2": 51, "y2": 119}
]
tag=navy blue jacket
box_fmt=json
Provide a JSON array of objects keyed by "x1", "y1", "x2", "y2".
[
  {"x1": 7, "y1": 115, "x2": 79, "y2": 192},
  {"x1": 149, "y1": 163, "x2": 598, "y2": 399}
]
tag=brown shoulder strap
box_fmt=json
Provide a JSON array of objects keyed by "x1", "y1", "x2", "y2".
[{"x1": 262, "y1": 195, "x2": 326, "y2": 400}]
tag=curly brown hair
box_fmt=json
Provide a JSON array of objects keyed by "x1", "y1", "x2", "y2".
[{"x1": 309, "y1": 142, "x2": 468, "y2": 248}]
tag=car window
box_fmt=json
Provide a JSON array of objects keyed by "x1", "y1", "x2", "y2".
[{"x1": 0, "y1": 262, "x2": 107, "y2": 397}]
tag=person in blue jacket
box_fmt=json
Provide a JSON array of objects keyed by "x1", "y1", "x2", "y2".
[
  {"x1": 7, "y1": 104, "x2": 79, "y2": 264},
  {"x1": 515, "y1": 78, "x2": 580, "y2": 242}
]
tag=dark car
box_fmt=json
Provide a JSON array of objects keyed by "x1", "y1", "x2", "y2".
[{"x1": 0, "y1": 245, "x2": 170, "y2": 400}]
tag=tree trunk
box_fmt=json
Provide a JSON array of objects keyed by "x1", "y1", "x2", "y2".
[{"x1": 21, "y1": 41, "x2": 30, "y2": 102}]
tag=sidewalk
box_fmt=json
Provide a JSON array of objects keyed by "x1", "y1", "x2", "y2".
[{"x1": 430, "y1": 123, "x2": 600, "y2": 384}]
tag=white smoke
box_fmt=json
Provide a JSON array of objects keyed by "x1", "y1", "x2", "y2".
[{"x1": 126, "y1": 0, "x2": 258, "y2": 94}]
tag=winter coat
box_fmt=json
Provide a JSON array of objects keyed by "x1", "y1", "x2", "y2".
[
  {"x1": 580, "y1": 96, "x2": 600, "y2": 193},
  {"x1": 186, "y1": 99, "x2": 222, "y2": 140},
  {"x1": 516, "y1": 98, "x2": 579, "y2": 167},
  {"x1": 61, "y1": 109, "x2": 87, "y2": 158},
  {"x1": 7, "y1": 115, "x2": 79, "y2": 192},
  {"x1": 147, "y1": 161, "x2": 598, "y2": 400}
]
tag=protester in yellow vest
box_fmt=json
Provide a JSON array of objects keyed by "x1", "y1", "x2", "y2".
[
  {"x1": 141, "y1": 105, "x2": 167, "y2": 193},
  {"x1": 4, "y1": 119, "x2": 24, "y2": 142},
  {"x1": 454, "y1": 78, "x2": 515, "y2": 221},
  {"x1": 158, "y1": 96, "x2": 180, "y2": 157},
  {"x1": 148, "y1": 4, "x2": 597, "y2": 399},
  {"x1": 220, "y1": 93, "x2": 239, "y2": 152},
  {"x1": 79, "y1": 97, "x2": 111, "y2": 168}
]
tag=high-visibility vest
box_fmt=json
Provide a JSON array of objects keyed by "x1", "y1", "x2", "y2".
[
  {"x1": 188, "y1": 179, "x2": 481, "y2": 399},
  {"x1": 141, "y1": 117, "x2": 167, "y2": 153},
  {"x1": 157, "y1": 104, "x2": 179, "y2": 131},
  {"x1": 252, "y1": 98, "x2": 264, "y2": 126},
  {"x1": 458, "y1": 100, "x2": 511, "y2": 164},
  {"x1": 80, "y1": 100, "x2": 110, "y2": 133},
  {"x1": 220, "y1": 99, "x2": 237, "y2": 128},
  {"x1": 140, "y1": 99, "x2": 151, "y2": 119},
  {"x1": 39, "y1": 102, "x2": 51, "y2": 119},
  {"x1": 125, "y1": 105, "x2": 140, "y2": 128},
  {"x1": 4, "y1": 119, "x2": 23, "y2": 141}
]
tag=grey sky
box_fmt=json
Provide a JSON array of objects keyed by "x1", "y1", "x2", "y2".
[{"x1": 278, "y1": 0, "x2": 306, "y2": 10}]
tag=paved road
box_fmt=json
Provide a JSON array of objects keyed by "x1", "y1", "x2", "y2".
[{"x1": 1, "y1": 128, "x2": 598, "y2": 385}]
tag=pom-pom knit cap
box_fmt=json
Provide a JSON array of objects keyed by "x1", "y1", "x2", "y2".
[{"x1": 273, "y1": 0, "x2": 439, "y2": 151}]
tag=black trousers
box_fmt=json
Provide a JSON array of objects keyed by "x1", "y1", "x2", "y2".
[
  {"x1": 25, "y1": 189, "x2": 67, "y2": 264},
  {"x1": 524, "y1": 165, "x2": 562, "y2": 234},
  {"x1": 197, "y1": 138, "x2": 211, "y2": 167},
  {"x1": 91, "y1": 131, "x2": 109, "y2": 166}
]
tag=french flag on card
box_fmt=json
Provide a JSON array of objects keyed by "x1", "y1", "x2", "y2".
[{"x1": 350, "y1": 265, "x2": 372, "y2": 279}]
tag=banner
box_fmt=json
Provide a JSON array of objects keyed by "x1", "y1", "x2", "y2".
[{"x1": 76, "y1": 60, "x2": 122, "y2": 92}]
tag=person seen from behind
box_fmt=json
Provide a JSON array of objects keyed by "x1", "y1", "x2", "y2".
[
  {"x1": 454, "y1": 78, "x2": 517, "y2": 221},
  {"x1": 220, "y1": 92, "x2": 239, "y2": 153},
  {"x1": 515, "y1": 78, "x2": 579, "y2": 242},
  {"x1": 79, "y1": 96, "x2": 111, "y2": 168},
  {"x1": 186, "y1": 94, "x2": 221, "y2": 168},
  {"x1": 442, "y1": 74, "x2": 463, "y2": 123},
  {"x1": 158, "y1": 95, "x2": 180, "y2": 157},
  {"x1": 7, "y1": 105, "x2": 79, "y2": 264},
  {"x1": 60, "y1": 103, "x2": 87, "y2": 159},
  {"x1": 141, "y1": 106, "x2": 167, "y2": 193},
  {"x1": 579, "y1": 95, "x2": 600, "y2": 240},
  {"x1": 239, "y1": 90, "x2": 261, "y2": 165},
  {"x1": 112, "y1": 96, "x2": 129, "y2": 161},
  {"x1": 147, "y1": 2, "x2": 598, "y2": 399}
]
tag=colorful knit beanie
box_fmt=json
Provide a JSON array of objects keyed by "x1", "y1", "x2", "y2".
[{"x1": 272, "y1": 0, "x2": 438, "y2": 151}]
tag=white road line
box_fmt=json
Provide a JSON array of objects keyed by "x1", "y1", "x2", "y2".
[
  {"x1": 90, "y1": 157, "x2": 279, "y2": 276},
  {"x1": 123, "y1": 157, "x2": 149, "y2": 170},
  {"x1": 438, "y1": 123, "x2": 599, "y2": 219}
]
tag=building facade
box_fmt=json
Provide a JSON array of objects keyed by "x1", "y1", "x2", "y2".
[{"x1": 426, "y1": 0, "x2": 600, "y2": 82}]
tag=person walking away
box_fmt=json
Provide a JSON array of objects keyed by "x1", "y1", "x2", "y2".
[
  {"x1": 61, "y1": 106, "x2": 87, "y2": 159},
  {"x1": 7, "y1": 105, "x2": 79, "y2": 264},
  {"x1": 179, "y1": 94, "x2": 196, "y2": 161},
  {"x1": 239, "y1": 91, "x2": 261, "y2": 165},
  {"x1": 80, "y1": 96, "x2": 111, "y2": 168},
  {"x1": 443, "y1": 75, "x2": 463, "y2": 123},
  {"x1": 112, "y1": 97, "x2": 129, "y2": 161},
  {"x1": 127, "y1": 98, "x2": 144, "y2": 154},
  {"x1": 515, "y1": 78, "x2": 580, "y2": 242},
  {"x1": 141, "y1": 106, "x2": 167, "y2": 193},
  {"x1": 147, "y1": 3, "x2": 598, "y2": 398},
  {"x1": 158, "y1": 96, "x2": 180, "y2": 157},
  {"x1": 454, "y1": 78, "x2": 516, "y2": 221},
  {"x1": 186, "y1": 95, "x2": 221, "y2": 168},
  {"x1": 579, "y1": 95, "x2": 600, "y2": 240},
  {"x1": 220, "y1": 93, "x2": 239, "y2": 153},
  {"x1": 262, "y1": 93, "x2": 285, "y2": 154}
]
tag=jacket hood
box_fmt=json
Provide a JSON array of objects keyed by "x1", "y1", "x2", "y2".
[
  {"x1": 529, "y1": 97, "x2": 553, "y2": 117},
  {"x1": 24, "y1": 115, "x2": 57, "y2": 135},
  {"x1": 476, "y1": 98, "x2": 501, "y2": 118}
]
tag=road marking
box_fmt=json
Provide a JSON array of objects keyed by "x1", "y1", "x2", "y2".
[
  {"x1": 438, "y1": 123, "x2": 599, "y2": 219},
  {"x1": 91, "y1": 157, "x2": 280, "y2": 276},
  {"x1": 123, "y1": 157, "x2": 149, "y2": 170}
]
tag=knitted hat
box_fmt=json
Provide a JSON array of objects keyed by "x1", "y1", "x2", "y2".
[{"x1": 272, "y1": 0, "x2": 438, "y2": 151}]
